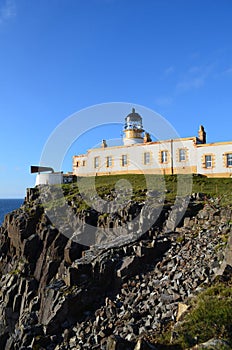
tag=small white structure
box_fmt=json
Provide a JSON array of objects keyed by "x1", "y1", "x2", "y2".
[
  {"x1": 35, "y1": 172, "x2": 63, "y2": 186},
  {"x1": 73, "y1": 109, "x2": 232, "y2": 178},
  {"x1": 31, "y1": 166, "x2": 75, "y2": 186}
]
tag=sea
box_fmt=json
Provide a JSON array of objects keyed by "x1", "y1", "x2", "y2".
[{"x1": 0, "y1": 199, "x2": 24, "y2": 226}]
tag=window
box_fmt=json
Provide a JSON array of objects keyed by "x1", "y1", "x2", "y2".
[
  {"x1": 106, "y1": 156, "x2": 112, "y2": 167},
  {"x1": 76, "y1": 161, "x2": 79, "y2": 167},
  {"x1": 179, "y1": 149, "x2": 186, "y2": 162},
  {"x1": 121, "y1": 154, "x2": 127, "y2": 166},
  {"x1": 161, "y1": 150, "x2": 168, "y2": 163},
  {"x1": 94, "y1": 157, "x2": 99, "y2": 168},
  {"x1": 82, "y1": 160, "x2": 86, "y2": 166},
  {"x1": 205, "y1": 155, "x2": 212, "y2": 168},
  {"x1": 144, "y1": 152, "x2": 150, "y2": 165},
  {"x1": 226, "y1": 153, "x2": 232, "y2": 167}
]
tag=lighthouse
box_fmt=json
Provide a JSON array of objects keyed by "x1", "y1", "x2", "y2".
[{"x1": 123, "y1": 108, "x2": 144, "y2": 145}]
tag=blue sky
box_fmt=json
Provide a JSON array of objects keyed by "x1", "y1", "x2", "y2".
[{"x1": 0, "y1": 0, "x2": 232, "y2": 198}]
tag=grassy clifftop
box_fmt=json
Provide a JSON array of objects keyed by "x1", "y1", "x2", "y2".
[{"x1": 61, "y1": 174, "x2": 232, "y2": 208}]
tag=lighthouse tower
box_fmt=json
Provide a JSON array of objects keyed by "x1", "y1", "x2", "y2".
[{"x1": 123, "y1": 108, "x2": 144, "y2": 145}]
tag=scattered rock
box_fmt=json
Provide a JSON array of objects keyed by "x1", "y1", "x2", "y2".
[{"x1": 190, "y1": 338, "x2": 231, "y2": 349}]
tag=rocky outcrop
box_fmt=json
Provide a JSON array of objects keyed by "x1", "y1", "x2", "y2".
[{"x1": 0, "y1": 186, "x2": 231, "y2": 349}]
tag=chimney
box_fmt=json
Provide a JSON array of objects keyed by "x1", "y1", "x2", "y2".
[
  {"x1": 198, "y1": 125, "x2": 206, "y2": 143},
  {"x1": 144, "y1": 132, "x2": 152, "y2": 143},
  {"x1": 101, "y1": 139, "x2": 107, "y2": 148}
]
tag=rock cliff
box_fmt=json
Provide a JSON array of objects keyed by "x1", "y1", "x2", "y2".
[{"x1": 0, "y1": 186, "x2": 231, "y2": 349}]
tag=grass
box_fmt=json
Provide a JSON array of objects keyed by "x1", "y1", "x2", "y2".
[
  {"x1": 38, "y1": 174, "x2": 232, "y2": 213},
  {"x1": 72, "y1": 174, "x2": 232, "y2": 205},
  {"x1": 176, "y1": 235, "x2": 185, "y2": 244},
  {"x1": 78, "y1": 174, "x2": 232, "y2": 204},
  {"x1": 191, "y1": 176, "x2": 232, "y2": 205},
  {"x1": 9, "y1": 269, "x2": 21, "y2": 275},
  {"x1": 151, "y1": 279, "x2": 232, "y2": 349},
  {"x1": 171, "y1": 281, "x2": 232, "y2": 349}
]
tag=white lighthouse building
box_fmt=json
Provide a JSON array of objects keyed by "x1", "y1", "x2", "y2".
[{"x1": 72, "y1": 108, "x2": 232, "y2": 178}]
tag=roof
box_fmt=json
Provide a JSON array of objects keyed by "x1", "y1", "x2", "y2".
[{"x1": 125, "y1": 108, "x2": 142, "y2": 122}]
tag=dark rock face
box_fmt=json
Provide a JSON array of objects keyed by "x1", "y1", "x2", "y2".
[{"x1": 0, "y1": 187, "x2": 231, "y2": 349}]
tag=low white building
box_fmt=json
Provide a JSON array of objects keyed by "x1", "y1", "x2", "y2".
[
  {"x1": 73, "y1": 109, "x2": 232, "y2": 178},
  {"x1": 33, "y1": 168, "x2": 75, "y2": 186},
  {"x1": 35, "y1": 172, "x2": 63, "y2": 186}
]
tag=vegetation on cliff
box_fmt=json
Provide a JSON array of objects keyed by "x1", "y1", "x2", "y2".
[
  {"x1": 177, "y1": 279, "x2": 232, "y2": 348},
  {"x1": 61, "y1": 174, "x2": 232, "y2": 208},
  {"x1": 152, "y1": 275, "x2": 232, "y2": 349}
]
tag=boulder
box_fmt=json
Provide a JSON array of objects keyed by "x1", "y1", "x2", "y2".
[{"x1": 106, "y1": 335, "x2": 134, "y2": 350}]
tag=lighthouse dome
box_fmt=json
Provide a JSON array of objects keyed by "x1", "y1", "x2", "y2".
[{"x1": 124, "y1": 108, "x2": 143, "y2": 130}]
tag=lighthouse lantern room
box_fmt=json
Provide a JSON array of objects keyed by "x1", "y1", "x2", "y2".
[{"x1": 123, "y1": 108, "x2": 144, "y2": 145}]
